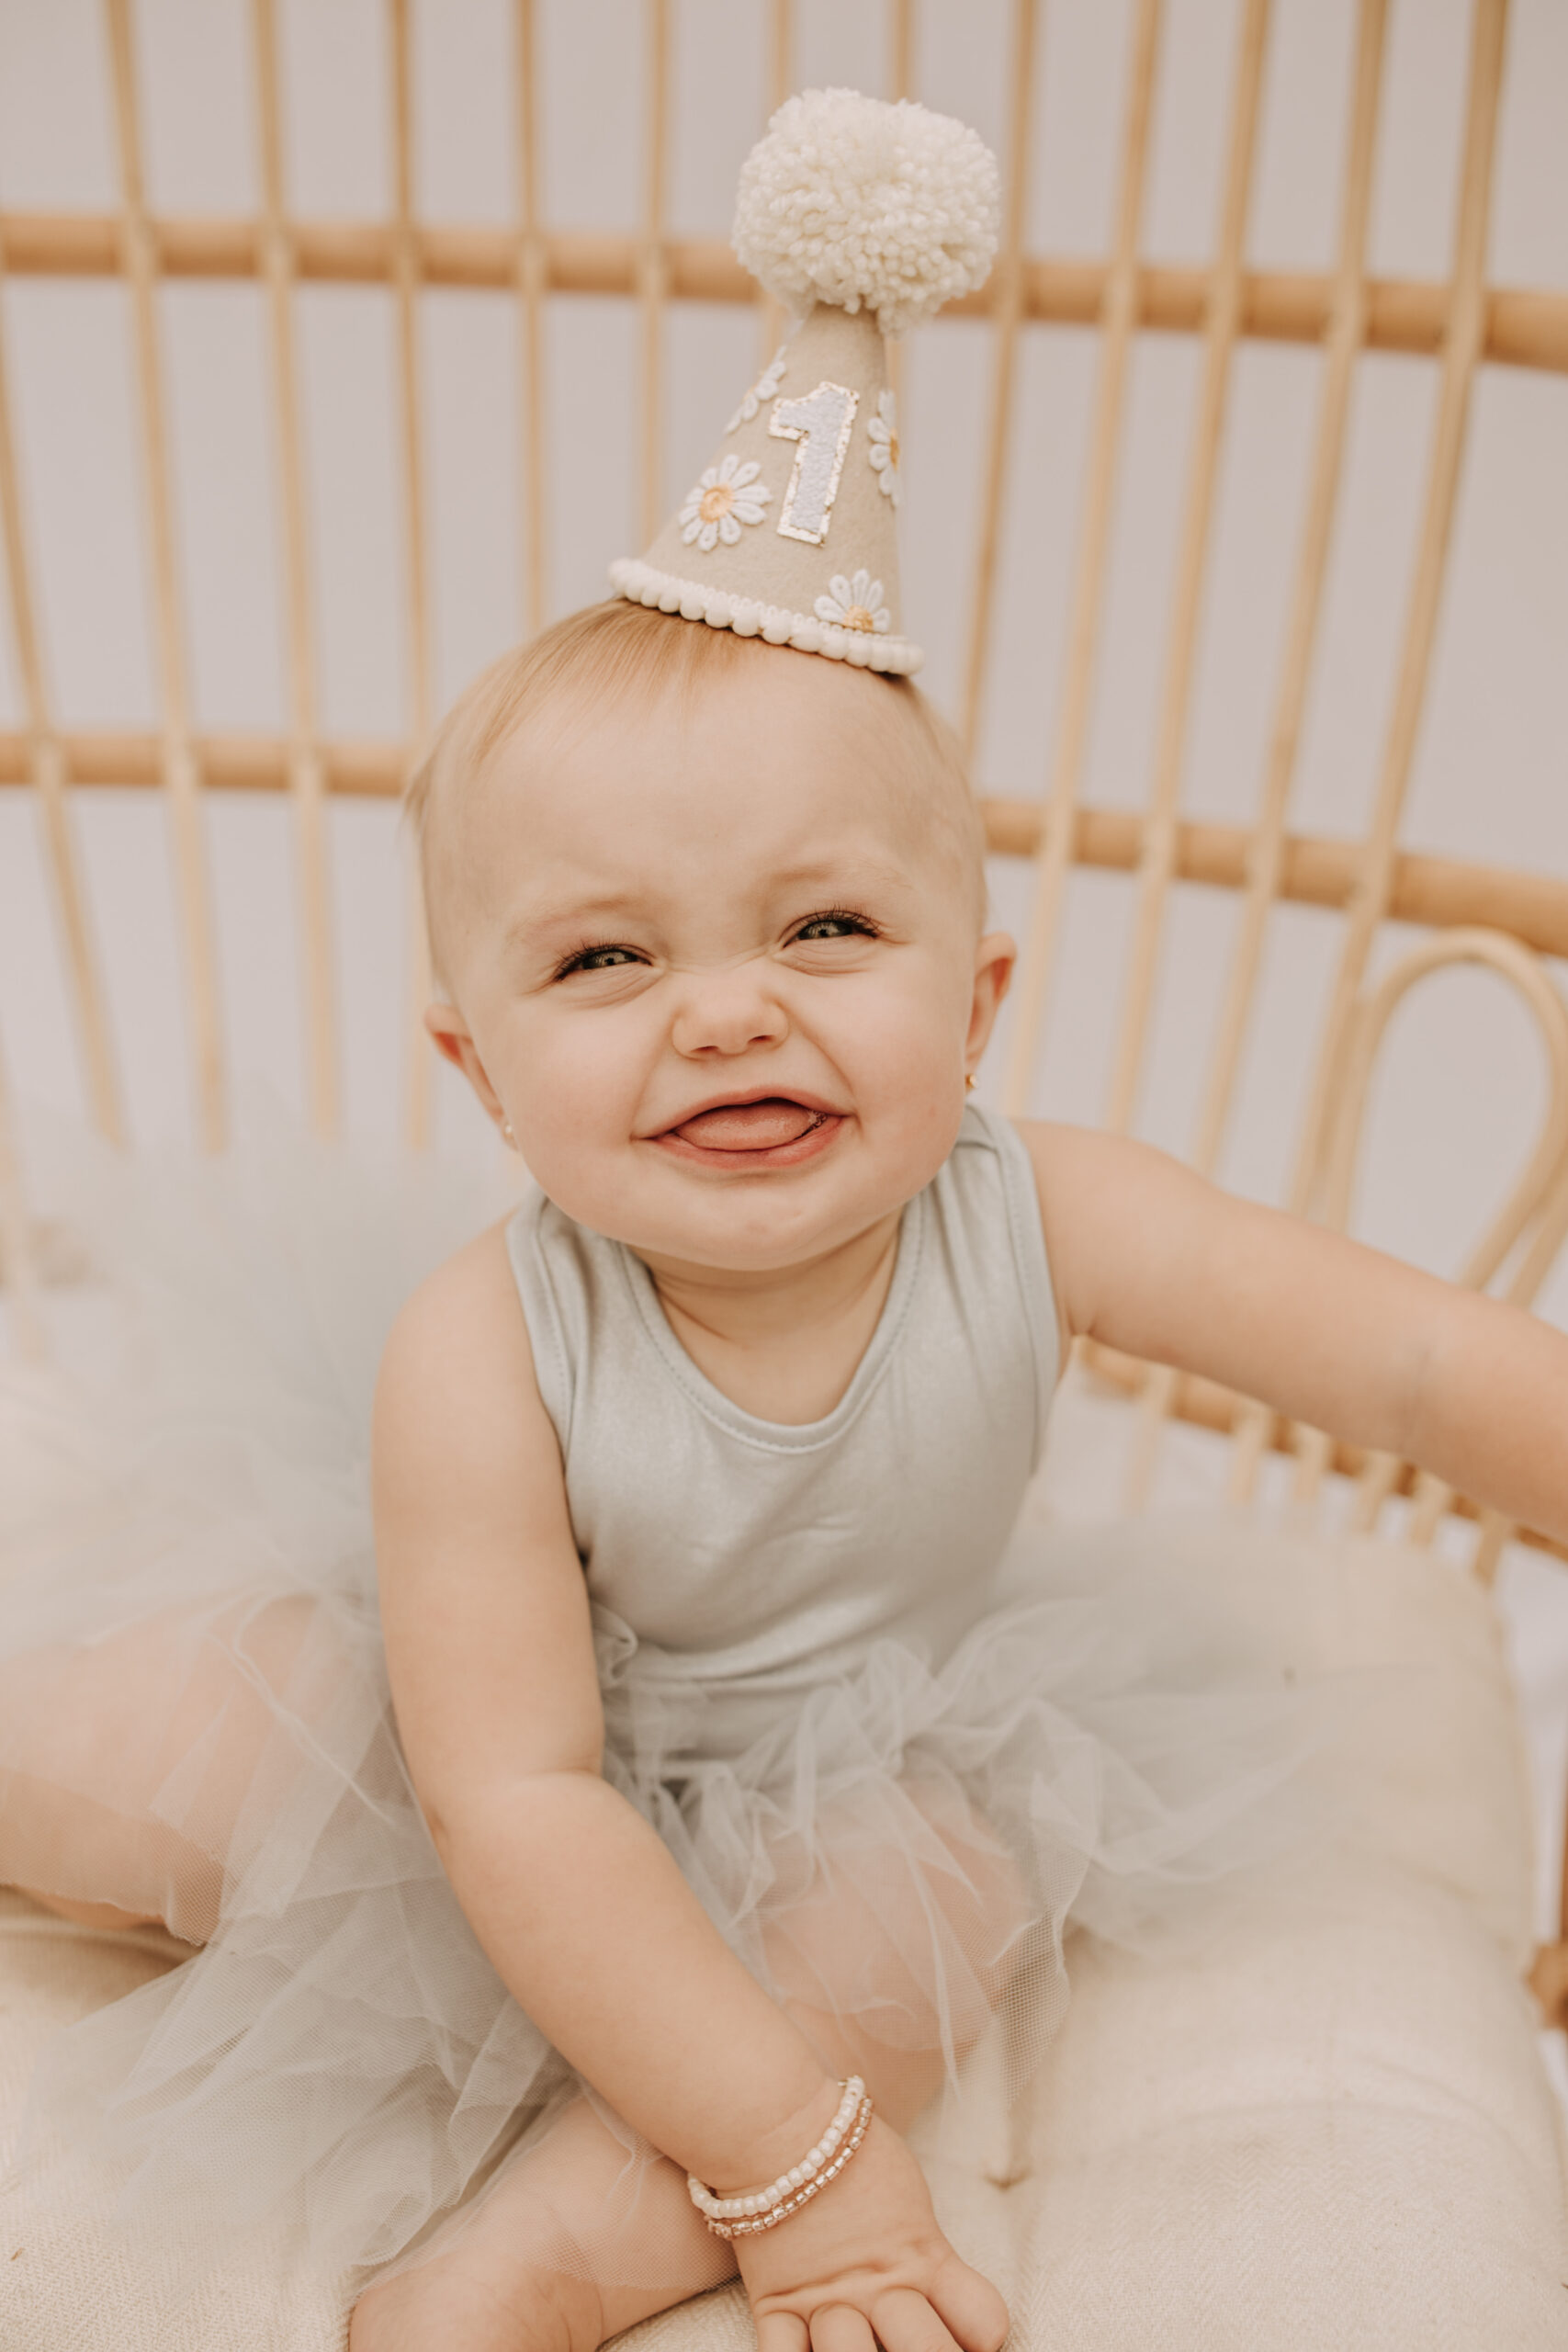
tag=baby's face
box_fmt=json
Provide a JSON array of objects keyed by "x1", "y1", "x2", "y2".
[{"x1": 429, "y1": 650, "x2": 1013, "y2": 1272}]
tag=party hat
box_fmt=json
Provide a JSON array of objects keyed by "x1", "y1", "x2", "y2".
[{"x1": 610, "y1": 88, "x2": 999, "y2": 677}]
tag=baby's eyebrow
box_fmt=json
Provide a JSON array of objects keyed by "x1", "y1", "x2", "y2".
[
  {"x1": 502, "y1": 890, "x2": 649, "y2": 950},
  {"x1": 757, "y1": 857, "x2": 917, "y2": 899}
]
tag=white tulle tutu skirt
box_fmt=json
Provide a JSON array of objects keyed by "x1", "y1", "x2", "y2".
[{"x1": 0, "y1": 1122, "x2": 1328, "y2": 2290}]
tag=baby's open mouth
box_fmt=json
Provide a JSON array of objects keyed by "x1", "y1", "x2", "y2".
[
  {"x1": 671, "y1": 1099, "x2": 826, "y2": 1151},
  {"x1": 651, "y1": 1095, "x2": 843, "y2": 1169}
]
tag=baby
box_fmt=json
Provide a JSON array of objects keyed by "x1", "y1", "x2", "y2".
[
  {"x1": 3, "y1": 87, "x2": 1564, "y2": 2352},
  {"x1": 3, "y1": 589, "x2": 1565, "y2": 2352},
  {"x1": 344, "y1": 593, "x2": 1562, "y2": 2351}
]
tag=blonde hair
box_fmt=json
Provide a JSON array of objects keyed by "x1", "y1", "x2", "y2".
[{"x1": 407, "y1": 599, "x2": 987, "y2": 985}]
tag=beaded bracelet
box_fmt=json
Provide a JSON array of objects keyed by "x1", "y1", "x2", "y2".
[
  {"x1": 686, "y1": 2076, "x2": 874, "y2": 2238},
  {"x1": 694, "y1": 2092, "x2": 874, "y2": 2242},
  {"x1": 686, "y1": 2076, "x2": 864, "y2": 2224}
]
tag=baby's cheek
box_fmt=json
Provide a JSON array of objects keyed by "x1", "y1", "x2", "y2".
[
  {"x1": 511, "y1": 1019, "x2": 639, "y2": 1160},
  {"x1": 840, "y1": 983, "x2": 963, "y2": 1102},
  {"x1": 847, "y1": 1015, "x2": 967, "y2": 1171}
]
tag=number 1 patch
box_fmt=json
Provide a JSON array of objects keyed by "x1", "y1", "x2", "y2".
[{"x1": 769, "y1": 381, "x2": 860, "y2": 545}]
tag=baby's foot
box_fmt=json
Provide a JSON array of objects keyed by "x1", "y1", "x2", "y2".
[
  {"x1": 349, "y1": 2233, "x2": 603, "y2": 2352},
  {"x1": 348, "y1": 2096, "x2": 734, "y2": 2352}
]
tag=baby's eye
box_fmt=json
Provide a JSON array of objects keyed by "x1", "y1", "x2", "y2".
[
  {"x1": 790, "y1": 911, "x2": 879, "y2": 944},
  {"x1": 554, "y1": 943, "x2": 646, "y2": 978}
]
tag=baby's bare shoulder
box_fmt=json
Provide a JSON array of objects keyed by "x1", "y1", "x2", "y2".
[
  {"x1": 375, "y1": 1217, "x2": 553, "y2": 1477},
  {"x1": 384, "y1": 1217, "x2": 527, "y2": 1358}
]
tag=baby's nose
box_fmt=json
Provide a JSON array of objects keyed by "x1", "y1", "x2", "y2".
[{"x1": 670, "y1": 965, "x2": 789, "y2": 1057}]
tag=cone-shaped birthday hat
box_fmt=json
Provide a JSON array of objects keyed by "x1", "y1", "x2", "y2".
[{"x1": 610, "y1": 88, "x2": 999, "y2": 676}]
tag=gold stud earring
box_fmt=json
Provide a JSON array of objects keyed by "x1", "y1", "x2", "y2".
[{"x1": 964, "y1": 1072, "x2": 977, "y2": 1092}]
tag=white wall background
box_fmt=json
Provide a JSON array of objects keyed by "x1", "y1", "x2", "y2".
[{"x1": 0, "y1": 0, "x2": 1566, "y2": 1974}]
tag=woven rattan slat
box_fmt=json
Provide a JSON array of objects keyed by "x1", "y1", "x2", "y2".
[
  {"x1": 105, "y1": 0, "x2": 226, "y2": 1153},
  {"x1": 3, "y1": 739, "x2": 1562, "y2": 956},
  {"x1": 388, "y1": 0, "x2": 436, "y2": 1150},
  {"x1": 637, "y1": 0, "x2": 671, "y2": 552},
  {"x1": 4, "y1": 214, "x2": 1563, "y2": 372},
  {"x1": 251, "y1": 0, "x2": 338, "y2": 1141},
  {"x1": 960, "y1": 0, "x2": 1041, "y2": 762},
  {"x1": 514, "y1": 0, "x2": 548, "y2": 640},
  {"x1": 1103, "y1": 0, "x2": 1270, "y2": 1142},
  {"x1": 1001, "y1": 0, "x2": 1161, "y2": 1118}
]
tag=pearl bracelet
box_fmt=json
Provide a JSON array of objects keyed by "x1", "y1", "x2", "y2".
[
  {"x1": 687, "y1": 2076, "x2": 863, "y2": 2222},
  {"x1": 694, "y1": 2092, "x2": 874, "y2": 2241},
  {"x1": 686, "y1": 2076, "x2": 873, "y2": 2237}
]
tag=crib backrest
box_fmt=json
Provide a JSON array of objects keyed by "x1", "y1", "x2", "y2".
[{"x1": 0, "y1": 0, "x2": 1563, "y2": 1569}]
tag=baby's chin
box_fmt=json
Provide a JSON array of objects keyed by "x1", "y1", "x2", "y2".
[{"x1": 526, "y1": 1119, "x2": 953, "y2": 1273}]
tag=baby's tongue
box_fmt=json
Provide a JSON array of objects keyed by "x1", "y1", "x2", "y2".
[{"x1": 673, "y1": 1098, "x2": 820, "y2": 1151}]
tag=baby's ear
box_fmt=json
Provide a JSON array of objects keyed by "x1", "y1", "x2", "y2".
[
  {"x1": 422, "y1": 1002, "x2": 469, "y2": 1072},
  {"x1": 966, "y1": 931, "x2": 1016, "y2": 1066},
  {"x1": 978, "y1": 930, "x2": 1016, "y2": 1004},
  {"x1": 423, "y1": 1004, "x2": 504, "y2": 1124}
]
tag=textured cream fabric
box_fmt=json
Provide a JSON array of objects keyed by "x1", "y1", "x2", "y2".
[
  {"x1": 0, "y1": 1901, "x2": 350, "y2": 2351},
  {"x1": 1112, "y1": 1521, "x2": 1539, "y2": 1965},
  {"x1": 1, "y1": 1532, "x2": 1562, "y2": 2350}
]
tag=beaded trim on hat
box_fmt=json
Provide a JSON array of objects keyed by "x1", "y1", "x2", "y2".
[{"x1": 608, "y1": 557, "x2": 923, "y2": 675}]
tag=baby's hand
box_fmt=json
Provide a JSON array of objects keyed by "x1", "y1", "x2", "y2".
[{"x1": 734, "y1": 2113, "x2": 1009, "y2": 2352}]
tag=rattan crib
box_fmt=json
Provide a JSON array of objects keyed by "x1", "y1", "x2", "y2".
[{"x1": 1, "y1": 1, "x2": 1566, "y2": 2345}]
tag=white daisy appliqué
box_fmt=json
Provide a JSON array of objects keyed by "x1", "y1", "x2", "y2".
[
  {"x1": 815, "y1": 570, "x2": 891, "y2": 634},
  {"x1": 866, "y1": 390, "x2": 900, "y2": 505},
  {"x1": 679, "y1": 453, "x2": 772, "y2": 552},
  {"x1": 727, "y1": 345, "x2": 788, "y2": 434}
]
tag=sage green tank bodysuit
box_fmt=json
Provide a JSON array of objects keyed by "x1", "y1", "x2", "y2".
[{"x1": 505, "y1": 1102, "x2": 1058, "y2": 1761}]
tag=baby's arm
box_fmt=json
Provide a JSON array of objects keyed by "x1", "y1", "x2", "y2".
[
  {"x1": 373, "y1": 1227, "x2": 1006, "y2": 2348},
  {"x1": 1023, "y1": 1123, "x2": 1568, "y2": 1544},
  {"x1": 373, "y1": 1226, "x2": 831, "y2": 2183}
]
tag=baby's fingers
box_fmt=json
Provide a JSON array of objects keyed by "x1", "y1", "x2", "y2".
[
  {"x1": 808, "y1": 2307, "x2": 881, "y2": 2352},
  {"x1": 754, "y1": 2315, "x2": 810, "y2": 2352},
  {"x1": 754, "y1": 2313, "x2": 883, "y2": 2352},
  {"x1": 928, "y1": 2251, "x2": 1011, "y2": 2352},
  {"x1": 868, "y1": 2285, "x2": 967, "y2": 2352},
  {"x1": 755, "y1": 2299, "x2": 966, "y2": 2352}
]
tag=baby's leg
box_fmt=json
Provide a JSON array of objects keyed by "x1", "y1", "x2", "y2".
[
  {"x1": 351, "y1": 1777, "x2": 1029, "y2": 2352},
  {"x1": 16, "y1": 1891, "x2": 163, "y2": 1931},
  {"x1": 758, "y1": 1773, "x2": 1033, "y2": 2132},
  {"x1": 0, "y1": 1591, "x2": 322, "y2": 1946},
  {"x1": 350, "y1": 2094, "x2": 736, "y2": 2352}
]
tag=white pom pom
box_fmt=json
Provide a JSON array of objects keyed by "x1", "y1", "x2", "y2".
[{"x1": 732, "y1": 88, "x2": 999, "y2": 337}]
